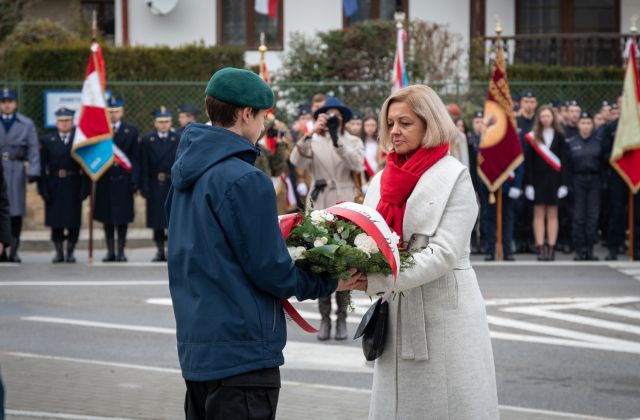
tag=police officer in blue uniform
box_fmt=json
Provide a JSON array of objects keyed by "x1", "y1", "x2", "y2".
[
  {"x1": 469, "y1": 110, "x2": 483, "y2": 254},
  {"x1": 95, "y1": 96, "x2": 140, "y2": 262},
  {"x1": 140, "y1": 106, "x2": 178, "y2": 262},
  {"x1": 38, "y1": 108, "x2": 89, "y2": 263},
  {"x1": 566, "y1": 112, "x2": 604, "y2": 261},
  {"x1": 0, "y1": 87, "x2": 40, "y2": 263},
  {"x1": 176, "y1": 104, "x2": 200, "y2": 138}
]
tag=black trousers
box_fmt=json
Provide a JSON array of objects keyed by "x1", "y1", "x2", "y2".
[
  {"x1": 184, "y1": 367, "x2": 280, "y2": 420},
  {"x1": 104, "y1": 224, "x2": 128, "y2": 241},
  {"x1": 10, "y1": 216, "x2": 22, "y2": 238},
  {"x1": 51, "y1": 228, "x2": 80, "y2": 243},
  {"x1": 153, "y1": 228, "x2": 166, "y2": 242},
  {"x1": 572, "y1": 174, "x2": 601, "y2": 247}
]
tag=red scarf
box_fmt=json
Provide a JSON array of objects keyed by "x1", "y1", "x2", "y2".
[{"x1": 376, "y1": 144, "x2": 449, "y2": 241}]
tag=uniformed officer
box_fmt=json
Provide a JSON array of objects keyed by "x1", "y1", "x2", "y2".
[
  {"x1": 515, "y1": 89, "x2": 538, "y2": 254},
  {"x1": 469, "y1": 110, "x2": 483, "y2": 254},
  {"x1": 566, "y1": 112, "x2": 603, "y2": 261},
  {"x1": 561, "y1": 100, "x2": 581, "y2": 140},
  {"x1": 557, "y1": 99, "x2": 581, "y2": 254},
  {"x1": 38, "y1": 108, "x2": 89, "y2": 263},
  {"x1": 140, "y1": 106, "x2": 178, "y2": 262},
  {"x1": 0, "y1": 87, "x2": 40, "y2": 263},
  {"x1": 95, "y1": 96, "x2": 140, "y2": 262},
  {"x1": 176, "y1": 104, "x2": 200, "y2": 138}
]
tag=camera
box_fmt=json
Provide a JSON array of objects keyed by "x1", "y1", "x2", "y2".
[{"x1": 326, "y1": 113, "x2": 341, "y2": 131}]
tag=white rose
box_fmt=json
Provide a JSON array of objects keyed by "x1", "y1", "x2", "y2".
[
  {"x1": 310, "y1": 210, "x2": 335, "y2": 225},
  {"x1": 354, "y1": 233, "x2": 379, "y2": 256},
  {"x1": 389, "y1": 232, "x2": 401, "y2": 247},
  {"x1": 313, "y1": 237, "x2": 329, "y2": 248},
  {"x1": 288, "y1": 246, "x2": 307, "y2": 261}
]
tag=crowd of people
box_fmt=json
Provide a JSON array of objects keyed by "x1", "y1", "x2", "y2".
[{"x1": 0, "y1": 85, "x2": 637, "y2": 269}]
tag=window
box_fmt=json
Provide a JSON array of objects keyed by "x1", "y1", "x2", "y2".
[
  {"x1": 344, "y1": 0, "x2": 408, "y2": 27},
  {"x1": 82, "y1": 0, "x2": 115, "y2": 42},
  {"x1": 218, "y1": 0, "x2": 283, "y2": 49},
  {"x1": 516, "y1": 0, "x2": 619, "y2": 34}
]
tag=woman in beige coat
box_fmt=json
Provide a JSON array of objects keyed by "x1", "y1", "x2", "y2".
[
  {"x1": 290, "y1": 96, "x2": 365, "y2": 341},
  {"x1": 358, "y1": 85, "x2": 499, "y2": 419}
]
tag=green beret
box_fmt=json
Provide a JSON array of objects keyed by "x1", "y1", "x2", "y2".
[{"x1": 205, "y1": 67, "x2": 274, "y2": 110}]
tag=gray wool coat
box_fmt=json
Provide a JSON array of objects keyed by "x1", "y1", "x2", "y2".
[
  {"x1": 0, "y1": 112, "x2": 40, "y2": 216},
  {"x1": 290, "y1": 131, "x2": 364, "y2": 210},
  {"x1": 364, "y1": 155, "x2": 499, "y2": 420}
]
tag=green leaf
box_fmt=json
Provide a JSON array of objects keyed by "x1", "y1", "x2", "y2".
[{"x1": 307, "y1": 244, "x2": 340, "y2": 258}]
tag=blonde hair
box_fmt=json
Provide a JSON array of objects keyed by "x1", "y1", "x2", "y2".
[{"x1": 378, "y1": 85, "x2": 459, "y2": 152}]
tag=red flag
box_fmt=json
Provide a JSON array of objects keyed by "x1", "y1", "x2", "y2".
[
  {"x1": 610, "y1": 39, "x2": 640, "y2": 193},
  {"x1": 477, "y1": 41, "x2": 523, "y2": 192}
]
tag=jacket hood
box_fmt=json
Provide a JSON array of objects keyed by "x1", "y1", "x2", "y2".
[{"x1": 171, "y1": 123, "x2": 260, "y2": 191}]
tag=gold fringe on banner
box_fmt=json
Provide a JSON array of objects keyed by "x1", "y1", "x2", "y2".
[{"x1": 489, "y1": 192, "x2": 496, "y2": 204}]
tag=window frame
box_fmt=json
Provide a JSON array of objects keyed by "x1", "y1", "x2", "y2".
[
  {"x1": 342, "y1": 0, "x2": 409, "y2": 28},
  {"x1": 217, "y1": 0, "x2": 284, "y2": 50},
  {"x1": 515, "y1": 0, "x2": 620, "y2": 35}
]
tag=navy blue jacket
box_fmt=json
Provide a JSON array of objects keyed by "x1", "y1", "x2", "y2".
[{"x1": 166, "y1": 123, "x2": 337, "y2": 381}]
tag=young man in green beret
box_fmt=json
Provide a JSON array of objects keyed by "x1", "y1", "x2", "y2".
[{"x1": 166, "y1": 67, "x2": 361, "y2": 419}]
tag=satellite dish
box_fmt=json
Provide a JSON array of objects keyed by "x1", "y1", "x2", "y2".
[{"x1": 147, "y1": 0, "x2": 178, "y2": 16}]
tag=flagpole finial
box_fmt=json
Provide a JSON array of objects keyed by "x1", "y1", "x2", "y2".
[
  {"x1": 91, "y1": 9, "x2": 98, "y2": 41},
  {"x1": 259, "y1": 32, "x2": 267, "y2": 53},
  {"x1": 631, "y1": 15, "x2": 638, "y2": 34},
  {"x1": 394, "y1": 11, "x2": 405, "y2": 30},
  {"x1": 495, "y1": 15, "x2": 502, "y2": 37}
]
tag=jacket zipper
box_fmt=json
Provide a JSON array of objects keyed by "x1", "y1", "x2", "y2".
[{"x1": 272, "y1": 299, "x2": 277, "y2": 331}]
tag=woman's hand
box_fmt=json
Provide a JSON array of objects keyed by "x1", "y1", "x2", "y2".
[
  {"x1": 313, "y1": 114, "x2": 328, "y2": 134},
  {"x1": 336, "y1": 269, "x2": 368, "y2": 291}
]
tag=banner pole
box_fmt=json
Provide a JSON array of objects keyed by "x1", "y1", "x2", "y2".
[
  {"x1": 89, "y1": 181, "x2": 95, "y2": 264},
  {"x1": 630, "y1": 189, "x2": 635, "y2": 260},
  {"x1": 497, "y1": 187, "x2": 503, "y2": 261}
]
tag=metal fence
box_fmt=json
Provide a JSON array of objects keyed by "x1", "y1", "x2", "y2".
[{"x1": 2, "y1": 79, "x2": 625, "y2": 134}]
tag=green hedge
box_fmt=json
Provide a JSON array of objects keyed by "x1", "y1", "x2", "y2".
[
  {"x1": 473, "y1": 64, "x2": 624, "y2": 82},
  {"x1": 2, "y1": 43, "x2": 246, "y2": 81}
]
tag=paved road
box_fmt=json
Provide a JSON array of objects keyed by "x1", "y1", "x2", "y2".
[{"x1": 1, "y1": 249, "x2": 639, "y2": 419}]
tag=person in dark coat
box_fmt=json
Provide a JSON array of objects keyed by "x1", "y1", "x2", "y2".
[
  {"x1": 166, "y1": 67, "x2": 353, "y2": 420},
  {"x1": 469, "y1": 111, "x2": 483, "y2": 254},
  {"x1": 38, "y1": 108, "x2": 89, "y2": 263},
  {"x1": 0, "y1": 87, "x2": 40, "y2": 263},
  {"x1": 523, "y1": 105, "x2": 568, "y2": 261},
  {"x1": 176, "y1": 104, "x2": 200, "y2": 138},
  {"x1": 140, "y1": 106, "x2": 178, "y2": 262},
  {"x1": 0, "y1": 159, "x2": 10, "y2": 258},
  {"x1": 566, "y1": 112, "x2": 604, "y2": 261},
  {"x1": 95, "y1": 96, "x2": 140, "y2": 262}
]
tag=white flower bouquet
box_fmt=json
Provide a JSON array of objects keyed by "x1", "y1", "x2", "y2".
[{"x1": 280, "y1": 203, "x2": 414, "y2": 281}]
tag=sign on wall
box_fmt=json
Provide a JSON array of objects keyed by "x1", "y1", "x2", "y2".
[{"x1": 43, "y1": 90, "x2": 110, "y2": 128}]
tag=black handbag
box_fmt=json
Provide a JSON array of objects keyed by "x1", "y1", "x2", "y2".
[{"x1": 353, "y1": 297, "x2": 389, "y2": 361}]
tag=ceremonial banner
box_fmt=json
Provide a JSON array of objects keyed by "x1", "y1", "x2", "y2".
[
  {"x1": 71, "y1": 42, "x2": 113, "y2": 181},
  {"x1": 611, "y1": 38, "x2": 640, "y2": 193},
  {"x1": 477, "y1": 42, "x2": 523, "y2": 192}
]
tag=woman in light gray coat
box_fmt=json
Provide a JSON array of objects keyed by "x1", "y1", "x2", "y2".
[{"x1": 359, "y1": 85, "x2": 499, "y2": 419}]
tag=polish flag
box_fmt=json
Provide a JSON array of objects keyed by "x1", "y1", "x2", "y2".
[{"x1": 255, "y1": 0, "x2": 277, "y2": 18}]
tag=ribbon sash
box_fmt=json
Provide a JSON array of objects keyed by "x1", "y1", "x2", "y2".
[{"x1": 525, "y1": 132, "x2": 561, "y2": 173}]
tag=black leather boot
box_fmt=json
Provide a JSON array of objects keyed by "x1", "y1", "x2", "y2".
[
  {"x1": 65, "y1": 241, "x2": 77, "y2": 263},
  {"x1": 547, "y1": 245, "x2": 556, "y2": 261},
  {"x1": 52, "y1": 241, "x2": 64, "y2": 263},
  {"x1": 8, "y1": 237, "x2": 21, "y2": 263},
  {"x1": 573, "y1": 247, "x2": 585, "y2": 261},
  {"x1": 152, "y1": 240, "x2": 166, "y2": 262},
  {"x1": 116, "y1": 237, "x2": 127, "y2": 262},
  {"x1": 604, "y1": 248, "x2": 618, "y2": 261},
  {"x1": 585, "y1": 246, "x2": 599, "y2": 261},
  {"x1": 536, "y1": 245, "x2": 544, "y2": 261},
  {"x1": 102, "y1": 238, "x2": 116, "y2": 262}
]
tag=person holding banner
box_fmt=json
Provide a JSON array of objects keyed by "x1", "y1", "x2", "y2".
[
  {"x1": 38, "y1": 108, "x2": 89, "y2": 263},
  {"x1": 95, "y1": 96, "x2": 140, "y2": 262},
  {"x1": 524, "y1": 105, "x2": 568, "y2": 261},
  {"x1": 290, "y1": 96, "x2": 365, "y2": 341},
  {"x1": 165, "y1": 67, "x2": 357, "y2": 420},
  {"x1": 361, "y1": 85, "x2": 498, "y2": 419},
  {"x1": 140, "y1": 107, "x2": 179, "y2": 262}
]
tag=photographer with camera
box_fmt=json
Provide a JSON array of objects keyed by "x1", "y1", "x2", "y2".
[{"x1": 290, "y1": 96, "x2": 364, "y2": 341}]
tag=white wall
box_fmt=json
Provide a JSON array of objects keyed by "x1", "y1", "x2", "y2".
[
  {"x1": 245, "y1": 0, "x2": 344, "y2": 72},
  {"x1": 115, "y1": 0, "x2": 123, "y2": 46},
  {"x1": 127, "y1": 0, "x2": 216, "y2": 46},
  {"x1": 622, "y1": 0, "x2": 640, "y2": 33}
]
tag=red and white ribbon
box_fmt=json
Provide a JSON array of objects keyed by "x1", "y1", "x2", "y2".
[
  {"x1": 525, "y1": 132, "x2": 561, "y2": 173},
  {"x1": 113, "y1": 144, "x2": 133, "y2": 173}
]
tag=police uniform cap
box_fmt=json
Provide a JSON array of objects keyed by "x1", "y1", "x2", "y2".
[
  {"x1": 178, "y1": 104, "x2": 200, "y2": 116},
  {"x1": 0, "y1": 87, "x2": 17, "y2": 101},
  {"x1": 205, "y1": 67, "x2": 274, "y2": 110},
  {"x1": 611, "y1": 103, "x2": 619, "y2": 110},
  {"x1": 511, "y1": 94, "x2": 521, "y2": 103},
  {"x1": 567, "y1": 99, "x2": 579, "y2": 107},
  {"x1": 521, "y1": 89, "x2": 535, "y2": 98},
  {"x1": 601, "y1": 100, "x2": 611, "y2": 107},
  {"x1": 473, "y1": 110, "x2": 484, "y2": 119},
  {"x1": 154, "y1": 105, "x2": 172, "y2": 121},
  {"x1": 351, "y1": 110, "x2": 363, "y2": 121},
  {"x1": 107, "y1": 96, "x2": 124, "y2": 110},
  {"x1": 295, "y1": 103, "x2": 311, "y2": 119},
  {"x1": 552, "y1": 100, "x2": 563, "y2": 108},
  {"x1": 579, "y1": 111, "x2": 592, "y2": 120},
  {"x1": 55, "y1": 107, "x2": 75, "y2": 121}
]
